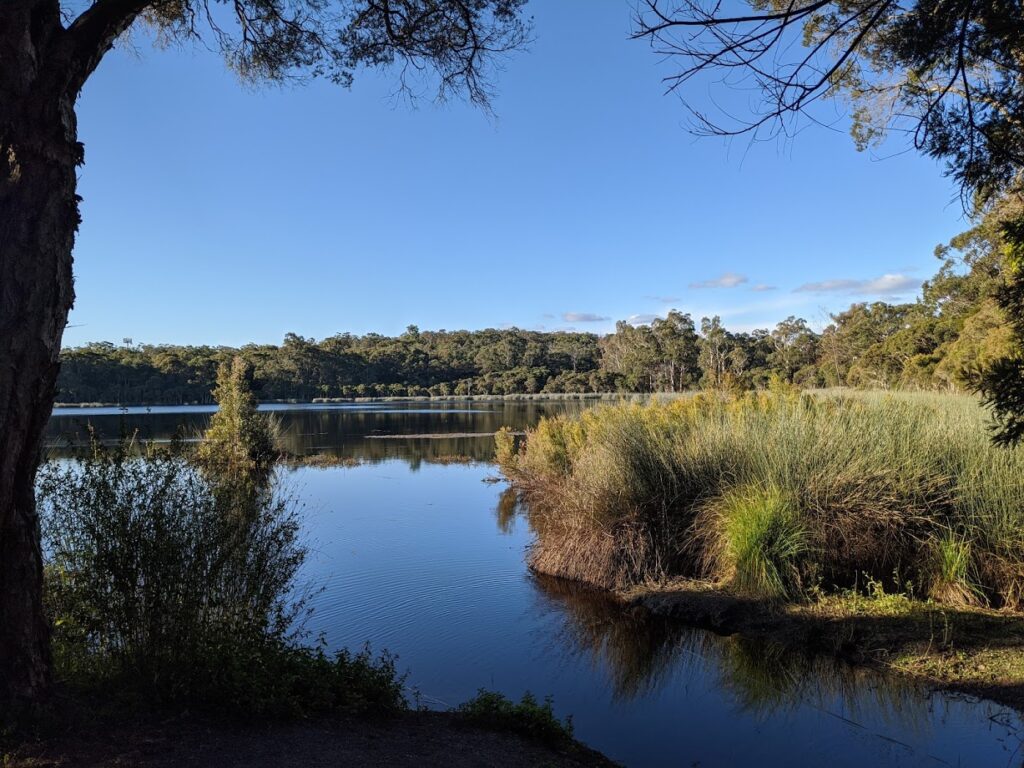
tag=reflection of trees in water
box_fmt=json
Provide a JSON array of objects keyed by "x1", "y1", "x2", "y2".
[
  {"x1": 46, "y1": 402, "x2": 593, "y2": 467},
  {"x1": 532, "y1": 573, "x2": 933, "y2": 732}
]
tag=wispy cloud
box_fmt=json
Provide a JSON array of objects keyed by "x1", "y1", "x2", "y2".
[
  {"x1": 752, "y1": 284, "x2": 777, "y2": 292},
  {"x1": 794, "y1": 273, "x2": 920, "y2": 296},
  {"x1": 627, "y1": 314, "x2": 658, "y2": 326},
  {"x1": 689, "y1": 272, "x2": 748, "y2": 289},
  {"x1": 645, "y1": 294, "x2": 681, "y2": 304},
  {"x1": 562, "y1": 312, "x2": 610, "y2": 323}
]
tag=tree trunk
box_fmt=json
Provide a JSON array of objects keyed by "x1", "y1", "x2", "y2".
[{"x1": 0, "y1": 2, "x2": 80, "y2": 715}]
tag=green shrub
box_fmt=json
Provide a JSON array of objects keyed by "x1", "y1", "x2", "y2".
[
  {"x1": 454, "y1": 690, "x2": 574, "y2": 747},
  {"x1": 929, "y1": 532, "x2": 985, "y2": 607},
  {"x1": 494, "y1": 426, "x2": 519, "y2": 475},
  {"x1": 197, "y1": 356, "x2": 279, "y2": 471},
  {"x1": 37, "y1": 442, "x2": 406, "y2": 718}
]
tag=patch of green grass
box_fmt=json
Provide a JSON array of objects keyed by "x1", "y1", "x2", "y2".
[
  {"x1": 454, "y1": 690, "x2": 574, "y2": 747},
  {"x1": 715, "y1": 486, "x2": 808, "y2": 600},
  {"x1": 929, "y1": 533, "x2": 985, "y2": 607}
]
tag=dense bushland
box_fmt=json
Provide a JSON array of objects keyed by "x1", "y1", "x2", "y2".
[
  {"x1": 498, "y1": 392, "x2": 1024, "y2": 608},
  {"x1": 57, "y1": 328, "x2": 608, "y2": 404}
]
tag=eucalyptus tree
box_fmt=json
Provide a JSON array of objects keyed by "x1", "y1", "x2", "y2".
[
  {"x1": 697, "y1": 315, "x2": 731, "y2": 389},
  {"x1": 651, "y1": 310, "x2": 700, "y2": 391},
  {"x1": 632, "y1": 0, "x2": 1024, "y2": 436},
  {"x1": 0, "y1": 0, "x2": 528, "y2": 711},
  {"x1": 768, "y1": 316, "x2": 819, "y2": 383}
]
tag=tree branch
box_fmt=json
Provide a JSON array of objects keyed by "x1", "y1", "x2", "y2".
[{"x1": 65, "y1": 0, "x2": 153, "y2": 96}]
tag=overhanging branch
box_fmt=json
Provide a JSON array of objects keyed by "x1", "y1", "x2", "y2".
[{"x1": 65, "y1": 0, "x2": 153, "y2": 95}]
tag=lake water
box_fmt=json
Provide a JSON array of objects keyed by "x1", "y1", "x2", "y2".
[{"x1": 48, "y1": 402, "x2": 1024, "y2": 767}]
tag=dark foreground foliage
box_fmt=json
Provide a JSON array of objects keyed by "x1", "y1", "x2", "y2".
[
  {"x1": 36, "y1": 442, "x2": 406, "y2": 718},
  {"x1": 454, "y1": 690, "x2": 574, "y2": 748}
]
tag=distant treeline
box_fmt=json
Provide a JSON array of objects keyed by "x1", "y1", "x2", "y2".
[{"x1": 57, "y1": 206, "x2": 1013, "y2": 404}]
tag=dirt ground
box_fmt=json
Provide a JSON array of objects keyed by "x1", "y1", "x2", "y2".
[{"x1": 5, "y1": 711, "x2": 619, "y2": 768}]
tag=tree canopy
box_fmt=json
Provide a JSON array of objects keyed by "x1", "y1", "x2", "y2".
[
  {"x1": 633, "y1": 0, "x2": 1024, "y2": 200},
  {"x1": 52, "y1": 0, "x2": 529, "y2": 106}
]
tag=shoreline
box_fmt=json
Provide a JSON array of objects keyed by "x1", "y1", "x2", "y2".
[
  {"x1": 610, "y1": 576, "x2": 1024, "y2": 712},
  {"x1": 51, "y1": 392, "x2": 677, "y2": 409},
  {"x1": 4, "y1": 709, "x2": 618, "y2": 768}
]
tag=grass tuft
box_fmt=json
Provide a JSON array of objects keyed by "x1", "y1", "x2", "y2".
[
  {"x1": 929, "y1": 532, "x2": 986, "y2": 607},
  {"x1": 454, "y1": 690, "x2": 574, "y2": 747},
  {"x1": 711, "y1": 485, "x2": 808, "y2": 600}
]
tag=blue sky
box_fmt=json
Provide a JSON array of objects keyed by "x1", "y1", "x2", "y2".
[{"x1": 67, "y1": 0, "x2": 969, "y2": 347}]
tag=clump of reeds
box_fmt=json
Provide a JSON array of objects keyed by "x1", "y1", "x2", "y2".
[
  {"x1": 928, "y1": 532, "x2": 985, "y2": 607},
  {"x1": 703, "y1": 485, "x2": 808, "y2": 600},
  {"x1": 498, "y1": 391, "x2": 1024, "y2": 609}
]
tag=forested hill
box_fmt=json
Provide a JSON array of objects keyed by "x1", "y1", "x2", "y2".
[
  {"x1": 57, "y1": 207, "x2": 1015, "y2": 404},
  {"x1": 57, "y1": 328, "x2": 609, "y2": 404}
]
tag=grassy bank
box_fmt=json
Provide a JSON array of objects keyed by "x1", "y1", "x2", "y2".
[
  {"x1": 497, "y1": 390, "x2": 1024, "y2": 705},
  {"x1": 498, "y1": 391, "x2": 1024, "y2": 609}
]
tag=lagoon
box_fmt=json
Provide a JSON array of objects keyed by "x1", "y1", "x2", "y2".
[{"x1": 47, "y1": 402, "x2": 1024, "y2": 767}]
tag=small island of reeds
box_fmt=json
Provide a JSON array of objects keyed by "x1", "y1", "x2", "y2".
[{"x1": 497, "y1": 390, "x2": 1024, "y2": 707}]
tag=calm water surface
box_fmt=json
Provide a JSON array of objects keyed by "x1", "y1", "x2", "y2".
[{"x1": 48, "y1": 403, "x2": 1024, "y2": 767}]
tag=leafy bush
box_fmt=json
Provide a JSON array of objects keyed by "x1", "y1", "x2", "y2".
[
  {"x1": 197, "y1": 356, "x2": 279, "y2": 471},
  {"x1": 37, "y1": 442, "x2": 406, "y2": 717},
  {"x1": 454, "y1": 690, "x2": 574, "y2": 747}
]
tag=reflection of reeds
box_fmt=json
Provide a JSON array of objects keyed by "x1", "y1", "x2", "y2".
[
  {"x1": 532, "y1": 573, "x2": 932, "y2": 732},
  {"x1": 495, "y1": 488, "x2": 519, "y2": 535},
  {"x1": 531, "y1": 573, "x2": 682, "y2": 701},
  {"x1": 715, "y1": 635, "x2": 926, "y2": 732}
]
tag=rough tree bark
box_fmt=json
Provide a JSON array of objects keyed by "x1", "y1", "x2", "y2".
[{"x1": 0, "y1": 0, "x2": 81, "y2": 714}]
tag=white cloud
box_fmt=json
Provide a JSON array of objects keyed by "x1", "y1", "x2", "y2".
[
  {"x1": 627, "y1": 313, "x2": 658, "y2": 326},
  {"x1": 752, "y1": 284, "x2": 777, "y2": 292},
  {"x1": 794, "y1": 273, "x2": 920, "y2": 296},
  {"x1": 689, "y1": 272, "x2": 748, "y2": 289},
  {"x1": 562, "y1": 312, "x2": 610, "y2": 323},
  {"x1": 645, "y1": 294, "x2": 681, "y2": 303}
]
